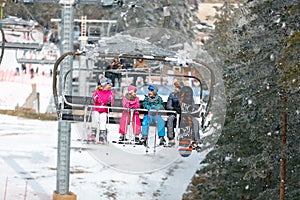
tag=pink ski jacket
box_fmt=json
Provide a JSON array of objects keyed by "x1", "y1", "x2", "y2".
[
  {"x1": 122, "y1": 94, "x2": 140, "y2": 109},
  {"x1": 92, "y1": 89, "x2": 114, "y2": 113},
  {"x1": 119, "y1": 94, "x2": 141, "y2": 135}
]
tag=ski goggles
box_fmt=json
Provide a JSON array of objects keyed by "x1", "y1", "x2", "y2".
[
  {"x1": 148, "y1": 85, "x2": 155, "y2": 91},
  {"x1": 106, "y1": 79, "x2": 112, "y2": 84}
]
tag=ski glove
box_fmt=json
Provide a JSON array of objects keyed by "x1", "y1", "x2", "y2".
[
  {"x1": 174, "y1": 107, "x2": 181, "y2": 114},
  {"x1": 147, "y1": 105, "x2": 151, "y2": 110}
]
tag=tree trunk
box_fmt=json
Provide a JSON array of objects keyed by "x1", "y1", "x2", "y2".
[
  {"x1": 163, "y1": 0, "x2": 170, "y2": 28},
  {"x1": 280, "y1": 91, "x2": 287, "y2": 200}
]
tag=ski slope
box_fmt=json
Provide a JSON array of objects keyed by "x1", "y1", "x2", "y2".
[{"x1": 0, "y1": 113, "x2": 213, "y2": 199}]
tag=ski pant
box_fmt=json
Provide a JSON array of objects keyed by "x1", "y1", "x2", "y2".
[
  {"x1": 92, "y1": 111, "x2": 108, "y2": 131},
  {"x1": 92, "y1": 111, "x2": 108, "y2": 142},
  {"x1": 119, "y1": 110, "x2": 141, "y2": 135},
  {"x1": 141, "y1": 114, "x2": 165, "y2": 137},
  {"x1": 167, "y1": 114, "x2": 177, "y2": 140}
]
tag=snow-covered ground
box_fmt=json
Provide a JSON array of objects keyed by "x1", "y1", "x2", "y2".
[
  {"x1": 0, "y1": 81, "x2": 53, "y2": 113},
  {"x1": 0, "y1": 113, "x2": 211, "y2": 200},
  {"x1": 0, "y1": 48, "x2": 54, "y2": 113}
]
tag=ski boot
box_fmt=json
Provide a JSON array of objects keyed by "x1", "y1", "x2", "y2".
[
  {"x1": 134, "y1": 136, "x2": 140, "y2": 144},
  {"x1": 118, "y1": 134, "x2": 128, "y2": 144},
  {"x1": 140, "y1": 135, "x2": 148, "y2": 146},
  {"x1": 159, "y1": 136, "x2": 166, "y2": 146},
  {"x1": 98, "y1": 130, "x2": 107, "y2": 144},
  {"x1": 166, "y1": 139, "x2": 176, "y2": 147},
  {"x1": 87, "y1": 128, "x2": 97, "y2": 144}
]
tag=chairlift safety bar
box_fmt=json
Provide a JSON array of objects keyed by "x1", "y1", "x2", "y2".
[{"x1": 61, "y1": 93, "x2": 178, "y2": 115}]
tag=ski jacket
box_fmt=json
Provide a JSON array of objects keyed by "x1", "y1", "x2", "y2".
[
  {"x1": 92, "y1": 89, "x2": 114, "y2": 113},
  {"x1": 142, "y1": 95, "x2": 164, "y2": 110},
  {"x1": 110, "y1": 60, "x2": 122, "y2": 70},
  {"x1": 122, "y1": 93, "x2": 140, "y2": 109},
  {"x1": 133, "y1": 60, "x2": 148, "y2": 71},
  {"x1": 166, "y1": 92, "x2": 181, "y2": 113},
  {"x1": 119, "y1": 93, "x2": 141, "y2": 135}
]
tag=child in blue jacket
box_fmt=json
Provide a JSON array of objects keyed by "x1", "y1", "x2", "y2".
[{"x1": 141, "y1": 85, "x2": 166, "y2": 145}]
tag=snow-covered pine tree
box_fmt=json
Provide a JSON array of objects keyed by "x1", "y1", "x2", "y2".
[{"x1": 183, "y1": 0, "x2": 300, "y2": 199}]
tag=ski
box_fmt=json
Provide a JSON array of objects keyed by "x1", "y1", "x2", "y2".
[
  {"x1": 144, "y1": 109, "x2": 151, "y2": 153},
  {"x1": 153, "y1": 111, "x2": 158, "y2": 153},
  {"x1": 163, "y1": 143, "x2": 176, "y2": 148},
  {"x1": 112, "y1": 140, "x2": 143, "y2": 146}
]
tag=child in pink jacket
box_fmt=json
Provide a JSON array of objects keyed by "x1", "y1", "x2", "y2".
[
  {"x1": 118, "y1": 85, "x2": 141, "y2": 143},
  {"x1": 92, "y1": 77, "x2": 114, "y2": 143}
]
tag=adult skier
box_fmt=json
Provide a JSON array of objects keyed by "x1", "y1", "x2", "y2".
[
  {"x1": 106, "y1": 57, "x2": 123, "y2": 87},
  {"x1": 166, "y1": 81, "x2": 182, "y2": 146},
  {"x1": 132, "y1": 58, "x2": 149, "y2": 86}
]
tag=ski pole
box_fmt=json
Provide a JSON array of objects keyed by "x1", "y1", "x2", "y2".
[
  {"x1": 145, "y1": 108, "x2": 150, "y2": 153},
  {"x1": 105, "y1": 109, "x2": 110, "y2": 155},
  {"x1": 129, "y1": 108, "x2": 134, "y2": 144},
  {"x1": 175, "y1": 113, "x2": 180, "y2": 145},
  {"x1": 4, "y1": 177, "x2": 8, "y2": 200},
  {"x1": 122, "y1": 108, "x2": 129, "y2": 146},
  {"x1": 153, "y1": 110, "x2": 158, "y2": 153},
  {"x1": 133, "y1": 109, "x2": 138, "y2": 147}
]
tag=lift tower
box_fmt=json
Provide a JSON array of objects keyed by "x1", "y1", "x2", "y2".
[{"x1": 55, "y1": 0, "x2": 75, "y2": 198}]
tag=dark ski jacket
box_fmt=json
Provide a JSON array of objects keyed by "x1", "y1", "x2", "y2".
[{"x1": 166, "y1": 92, "x2": 181, "y2": 113}]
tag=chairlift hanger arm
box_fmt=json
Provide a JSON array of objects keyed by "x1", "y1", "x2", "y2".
[
  {"x1": 0, "y1": 28, "x2": 4, "y2": 65},
  {"x1": 52, "y1": 50, "x2": 84, "y2": 111},
  {"x1": 193, "y1": 59, "x2": 215, "y2": 112}
]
